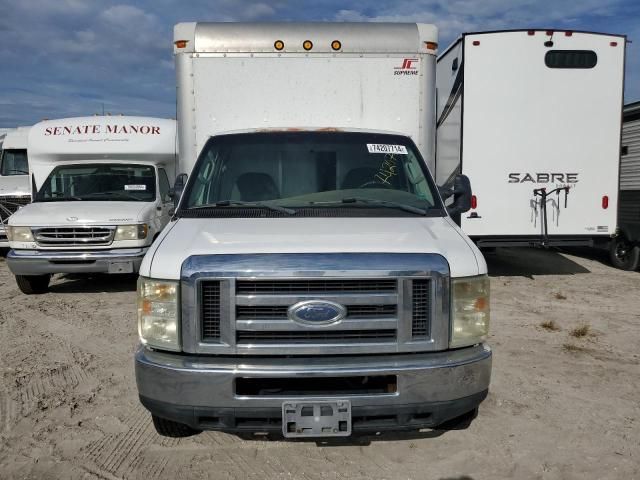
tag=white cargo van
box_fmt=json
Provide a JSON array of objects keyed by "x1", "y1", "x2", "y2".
[
  {"x1": 0, "y1": 127, "x2": 31, "y2": 247},
  {"x1": 436, "y1": 30, "x2": 625, "y2": 248},
  {"x1": 6, "y1": 116, "x2": 177, "y2": 293},
  {"x1": 135, "y1": 22, "x2": 491, "y2": 439}
]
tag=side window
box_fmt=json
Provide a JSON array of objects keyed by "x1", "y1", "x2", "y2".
[{"x1": 158, "y1": 168, "x2": 170, "y2": 201}]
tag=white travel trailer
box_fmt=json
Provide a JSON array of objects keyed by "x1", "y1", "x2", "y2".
[
  {"x1": 134, "y1": 22, "x2": 491, "y2": 439},
  {"x1": 614, "y1": 101, "x2": 640, "y2": 269},
  {"x1": 0, "y1": 126, "x2": 31, "y2": 247},
  {"x1": 6, "y1": 116, "x2": 177, "y2": 293},
  {"x1": 436, "y1": 30, "x2": 625, "y2": 248}
]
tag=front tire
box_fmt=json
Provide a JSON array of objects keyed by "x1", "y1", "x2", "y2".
[
  {"x1": 15, "y1": 274, "x2": 50, "y2": 294},
  {"x1": 152, "y1": 415, "x2": 200, "y2": 438},
  {"x1": 609, "y1": 235, "x2": 640, "y2": 271}
]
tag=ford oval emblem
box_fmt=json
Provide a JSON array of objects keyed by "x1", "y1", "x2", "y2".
[{"x1": 288, "y1": 300, "x2": 346, "y2": 326}]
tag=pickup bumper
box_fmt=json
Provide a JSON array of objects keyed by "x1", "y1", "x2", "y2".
[
  {"x1": 6, "y1": 248, "x2": 148, "y2": 275},
  {"x1": 135, "y1": 344, "x2": 492, "y2": 433}
]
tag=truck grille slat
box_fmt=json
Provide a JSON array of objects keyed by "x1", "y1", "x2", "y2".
[
  {"x1": 236, "y1": 304, "x2": 397, "y2": 320},
  {"x1": 236, "y1": 279, "x2": 396, "y2": 294},
  {"x1": 412, "y1": 279, "x2": 430, "y2": 339},
  {"x1": 237, "y1": 329, "x2": 396, "y2": 344},
  {"x1": 202, "y1": 281, "x2": 221, "y2": 341}
]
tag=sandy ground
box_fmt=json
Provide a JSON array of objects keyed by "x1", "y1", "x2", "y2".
[{"x1": 0, "y1": 247, "x2": 638, "y2": 480}]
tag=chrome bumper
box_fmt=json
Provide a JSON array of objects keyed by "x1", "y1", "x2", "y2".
[
  {"x1": 6, "y1": 248, "x2": 148, "y2": 275},
  {"x1": 135, "y1": 344, "x2": 492, "y2": 432}
]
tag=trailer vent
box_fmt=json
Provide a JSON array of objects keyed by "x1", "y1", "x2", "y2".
[
  {"x1": 412, "y1": 279, "x2": 430, "y2": 339},
  {"x1": 201, "y1": 281, "x2": 222, "y2": 341}
]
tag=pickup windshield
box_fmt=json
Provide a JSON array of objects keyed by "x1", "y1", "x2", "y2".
[
  {"x1": 36, "y1": 163, "x2": 156, "y2": 202},
  {"x1": 0, "y1": 149, "x2": 29, "y2": 176},
  {"x1": 181, "y1": 132, "x2": 443, "y2": 217}
]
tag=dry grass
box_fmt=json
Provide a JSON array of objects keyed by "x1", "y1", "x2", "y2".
[
  {"x1": 540, "y1": 320, "x2": 561, "y2": 332},
  {"x1": 569, "y1": 324, "x2": 591, "y2": 338},
  {"x1": 553, "y1": 292, "x2": 568, "y2": 300},
  {"x1": 562, "y1": 343, "x2": 588, "y2": 353}
]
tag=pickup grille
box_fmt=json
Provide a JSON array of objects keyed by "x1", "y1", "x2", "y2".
[
  {"x1": 33, "y1": 226, "x2": 116, "y2": 246},
  {"x1": 237, "y1": 330, "x2": 397, "y2": 344},
  {"x1": 0, "y1": 195, "x2": 30, "y2": 221},
  {"x1": 412, "y1": 279, "x2": 430, "y2": 339},
  {"x1": 236, "y1": 279, "x2": 397, "y2": 294}
]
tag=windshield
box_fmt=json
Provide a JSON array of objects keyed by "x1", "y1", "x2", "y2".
[
  {"x1": 181, "y1": 132, "x2": 443, "y2": 217},
  {"x1": 1, "y1": 149, "x2": 28, "y2": 176},
  {"x1": 36, "y1": 163, "x2": 156, "y2": 202}
]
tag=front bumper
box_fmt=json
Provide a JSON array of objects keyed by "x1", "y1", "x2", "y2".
[
  {"x1": 6, "y1": 248, "x2": 148, "y2": 275},
  {"x1": 135, "y1": 344, "x2": 492, "y2": 433}
]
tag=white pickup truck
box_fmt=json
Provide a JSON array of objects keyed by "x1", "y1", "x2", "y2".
[
  {"x1": 135, "y1": 22, "x2": 491, "y2": 439},
  {"x1": 6, "y1": 116, "x2": 177, "y2": 294},
  {"x1": 0, "y1": 127, "x2": 31, "y2": 247}
]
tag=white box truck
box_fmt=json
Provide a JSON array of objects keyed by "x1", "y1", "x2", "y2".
[
  {"x1": 614, "y1": 101, "x2": 640, "y2": 269},
  {"x1": 0, "y1": 127, "x2": 31, "y2": 247},
  {"x1": 5, "y1": 116, "x2": 177, "y2": 293},
  {"x1": 135, "y1": 22, "x2": 491, "y2": 439},
  {"x1": 436, "y1": 29, "x2": 625, "y2": 249}
]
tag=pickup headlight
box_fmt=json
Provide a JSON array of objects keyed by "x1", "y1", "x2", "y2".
[
  {"x1": 6, "y1": 226, "x2": 34, "y2": 242},
  {"x1": 137, "y1": 277, "x2": 180, "y2": 351},
  {"x1": 450, "y1": 275, "x2": 490, "y2": 348},
  {"x1": 115, "y1": 224, "x2": 148, "y2": 240}
]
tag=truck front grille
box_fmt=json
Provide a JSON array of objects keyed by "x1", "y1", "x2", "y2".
[
  {"x1": 201, "y1": 281, "x2": 221, "y2": 341},
  {"x1": 33, "y1": 226, "x2": 116, "y2": 246},
  {"x1": 0, "y1": 195, "x2": 30, "y2": 221},
  {"x1": 412, "y1": 279, "x2": 430, "y2": 339},
  {"x1": 236, "y1": 279, "x2": 397, "y2": 294},
  {"x1": 236, "y1": 329, "x2": 397, "y2": 344}
]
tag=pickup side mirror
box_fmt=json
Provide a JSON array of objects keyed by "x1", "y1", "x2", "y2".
[
  {"x1": 445, "y1": 174, "x2": 472, "y2": 218},
  {"x1": 169, "y1": 173, "x2": 188, "y2": 209}
]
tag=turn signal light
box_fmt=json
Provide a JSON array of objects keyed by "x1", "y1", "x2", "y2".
[{"x1": 303, "y1": 40, "x2": 313, "y2": 51}]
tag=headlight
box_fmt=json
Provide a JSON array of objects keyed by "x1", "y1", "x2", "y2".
[
  {"x1": 450, "y1": 275, "x2": 490, "y2": 348},
  {"x1": 137, "y1": 277, "x2": 180, "y2": 351},
  {"x1": 115, "y1": 224, "x2": 148, "y2": 240},
  {"x1": 6, "y1": 226, "x2": 34, "y2": 242}
]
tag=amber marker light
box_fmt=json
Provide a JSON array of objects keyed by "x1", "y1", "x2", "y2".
[
  {"x1": 331, "y1": 40, "x2": 342, "y2": 51},
  {"x1": 174, "y1": 40, "x2": 188, "y2": 49},
  {"x1": 303, "y1": 40, "x2": 313, "y2": 51},
  {"x1": 274, "y1": 40, "x2": 284, "y2": 51}
]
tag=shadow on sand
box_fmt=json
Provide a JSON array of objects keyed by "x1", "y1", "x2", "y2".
[
  {"x1": 48, "y1": 273, "x2": 138, "y2": 294},
  {"x1": 484, "y1": 247, "x2": 590, "y2": 277}
]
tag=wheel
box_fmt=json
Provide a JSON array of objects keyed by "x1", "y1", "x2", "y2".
[
  {"x1": 152, "y1": 415, "x2": 200, "y2": 438},
  {"x1": 15, "y1": 274, "x2": 50, "y2": 294},
  {"x1": 609, "y1": 235, "x2": 640, "y2": 271}
]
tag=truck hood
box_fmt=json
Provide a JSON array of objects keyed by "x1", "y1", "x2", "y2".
[
  {"x1": 8, "y1": 201, "x2": 153, "y2": 226},
  {"x1": 143, "y1": 216, "x2": 486, "y2": 279},
  {"x1": 0, "y1": 175, "x2": 30, "y2": 197}
]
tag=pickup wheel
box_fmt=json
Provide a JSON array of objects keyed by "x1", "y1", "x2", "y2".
[
  {"x1": 15, "y1": 274, "x2": 51, "y2": 294},
  {"x1": 609, "y1": 235, "x2": 640, "y2": 271},
  {"x1": 152, "y1": 415, "x2": 200, "y2": 438}
]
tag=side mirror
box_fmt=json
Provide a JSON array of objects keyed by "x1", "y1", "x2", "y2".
[
  {"x1": 446, "y1": 174, "x2": 472, "y2": 217},
  {"x1": 169, "y1": 173, "x2": 188, "y2": 208}
]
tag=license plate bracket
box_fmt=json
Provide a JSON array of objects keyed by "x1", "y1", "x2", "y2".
[
  {"x1": 282, "y1": 400, "x2": 351, "y2": 438},
  {"x1": 108, "y1": 261, "x2": 134, "y2": 274}
]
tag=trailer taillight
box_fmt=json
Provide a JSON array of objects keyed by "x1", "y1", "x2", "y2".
[
  {"x1": 602, "y1": 196, "x2": 609, "y2": 209},
  {"x1": 471, "y1": 195, "x2": 477, "y2": 209}
]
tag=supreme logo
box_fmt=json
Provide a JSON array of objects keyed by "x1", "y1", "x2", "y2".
[{"x1": 394, "y1": 58, "x2": 419, "y2": 75}]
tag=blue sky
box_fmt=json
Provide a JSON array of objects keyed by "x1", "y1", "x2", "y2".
[{"x1": 0, "y1": 0, "x2": 639, "y2": 127}]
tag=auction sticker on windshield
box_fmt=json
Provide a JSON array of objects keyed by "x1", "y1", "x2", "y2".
[
  {"x1": 124, "y1": 185, "x2": 146, "y2": 191},
  {"x1": 367, "y1": 144, "x2": 408, "y2": 154}
]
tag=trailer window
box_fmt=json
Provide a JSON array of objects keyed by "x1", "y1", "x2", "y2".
[
  {"x1": 545, "y1": 50, "x2": 597, "y2": 69},
  {"x1": 0, "y1": 149, "x2": 28, "y2": 176}
]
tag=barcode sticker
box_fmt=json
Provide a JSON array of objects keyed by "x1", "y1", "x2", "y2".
[
  {"x1": 367, "y1": 144, "x2": 408, "y2": 155},
  {"x1": 124, "y1": 184, "x2": 146, "y2": 191}
]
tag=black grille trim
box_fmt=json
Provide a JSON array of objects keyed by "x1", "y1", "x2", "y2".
[
  {"x1": 201, "y1": 281, "x2": 222, "y2": 341},
  {"x1": 236, "y1": 279, "x2": 397, "y2": 295},
  {"x1": 412, "y1": 279, "x2": 430, "y2": 339},
  {"x1": 236, "y1": 304, "x2": 396, "y2": 320},
  {"x1": 237, "y1": 329, "x2": 396, "y2": 344}
]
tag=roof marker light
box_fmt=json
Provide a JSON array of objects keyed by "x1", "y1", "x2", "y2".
[
  {"x1": 274, "y1": 40, "x2": 285, "y2": 51},
  {"x1": 565, "y1": 31, "x2": 573, "y2": 36},
  {"x1": 546, "y1": 30, "x2": 554, "y2": 36},
  {"x1": 472, "y1": 40, "x2": 480, "y2": 46},
  {"x1": 174, "y1": 40, "x2": 188, "y2": 49},
  {"x1": 331, "y1": 40, "x2": 342, "y2": 51},
  {"x1": 303, "y1": 40, "x2": 313, "y2": 51},
  {"x1": 425, "y1": 41, "x2": 438, "y2": 50},
  {"x1": 610, "y1": 41, "x2": 618, "y2": 47},
  {"x1": 527, "y1": 30, "x2": 535, "y2": 36}
]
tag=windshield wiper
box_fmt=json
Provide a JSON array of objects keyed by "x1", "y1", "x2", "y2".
[
  {"x1": 43, "y1": 192, "x2": 84, "y2": 201},
  {"x1": 310, "y1": 197, "x2": 428, "y2": 215},
  {"x1": 188, "y1": 200, "x2": 296, "y2": 215},
  {"x1": 7, "y1": 169, "x2": 29, "y2": 174}
]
